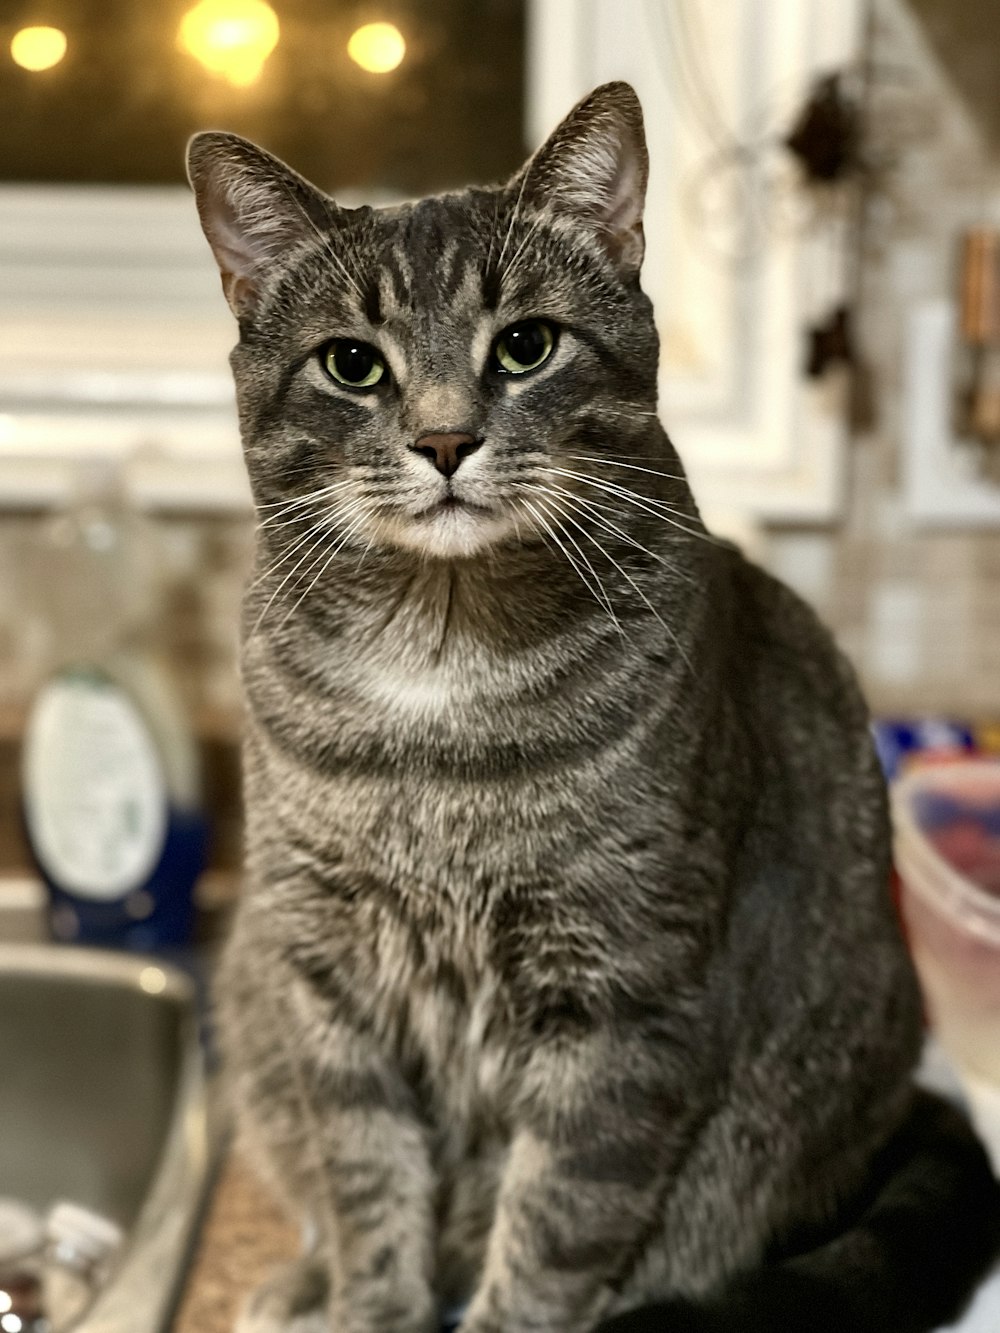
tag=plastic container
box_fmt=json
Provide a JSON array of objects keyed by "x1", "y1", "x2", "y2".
[
  {"x1": 43, "y1": 1201, "x2": 123, "y2": 1330},
  {"x1": 19, "y1": 462, "x2": 208, "y2": 950},
  {"x1": 892, "y1": 760, "x2": 1000, "y2": 1084},
  {"x1": 0, "y1": 1199, "x2": 124, "y2": 1332}
]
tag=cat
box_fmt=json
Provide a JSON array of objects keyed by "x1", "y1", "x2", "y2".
[{"x1": 188, "y1": 82, "x2": 1000, "y2": 1333}]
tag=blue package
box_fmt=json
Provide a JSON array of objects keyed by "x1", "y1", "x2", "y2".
[{"x1": 871, "y1": 718, "x2": 974, "y2": 782}]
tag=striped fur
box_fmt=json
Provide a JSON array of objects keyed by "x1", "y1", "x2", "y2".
[{"x1": 188, "y1": 84, "x2": 1000, "y2": 1333}]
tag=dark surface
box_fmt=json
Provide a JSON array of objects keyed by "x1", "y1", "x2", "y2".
[{"x1": 0, "y1": 0, "x2": 525, "y2": 192}]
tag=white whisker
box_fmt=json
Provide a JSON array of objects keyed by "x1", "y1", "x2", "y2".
[
  {"x1": 484, "y1": 193, "x2": 502, "y2": 287},
  {"x1": 248, "y1": 497, "x2": 370, "y2": 634},
  {"x1": 540, "y1": 491, "x2": 695, "y2": 675},
  {"x1": 518, "y1": 494, "x2": 623, "y2": 637},
  {"x1": 248, "y1": 525, "x2": 335, "y2": 633},
  {"x1": 354, "y1": 529, "x2": 378, "y2": 572},
  {"x1": 501, "y1": 206, "x2": 550, "y2": 288},
  {"x1": 546, "y1": 467, "x2": 720, "y2": 545},
  {"x1": 256, "y1": 485, "x2": 358, "y2": 533},
  {"x1": 531, "y1": 495, "x2": 626, "y2": 637},
  {"x1": 563, "y1": 454, "x2": 688, "y2": 483},
  {"x1": 255, "y1": 479, "x2": 355, "y2": 516},
  {"x1": 528, "y1": 482, "x2": 693, "y2": 585},
  {"x1": 247, "y1": 510, "x2": 335, "y2": 594},
  {"x1": 249, "y1": 492, "x2": 367, "y2": 591},
  {"x1": 496, "y1": 167, "x2": 532, "y2": 278},
  {"x1": 277, "y1": 507, "x2": 374, "y2": 629}
]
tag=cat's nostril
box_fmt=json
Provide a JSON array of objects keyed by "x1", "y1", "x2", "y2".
[{"x1": 410, "y1": 431, "x2": 482, "y2": 479}]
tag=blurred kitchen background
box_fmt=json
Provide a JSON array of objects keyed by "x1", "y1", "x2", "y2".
[
  {"x1": 0, "y1": 0, "x2": 999, "y2": 906},
  {"x1": 0, "y1": 0, "x2": 997, "y2": 935},
  {"x1": 4, "y1": 3, "x2": 1000, "y2": 1330}
]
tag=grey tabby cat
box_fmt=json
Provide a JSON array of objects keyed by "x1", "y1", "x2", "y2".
[{"x1": 188, "y1": 83, "x2": 1000, "y2": 1333}]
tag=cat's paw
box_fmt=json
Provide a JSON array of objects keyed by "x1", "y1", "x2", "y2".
[{"x1": 235, "y1": 1257, "x2": 330, "y2": 1333}]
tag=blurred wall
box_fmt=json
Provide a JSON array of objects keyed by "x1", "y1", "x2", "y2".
[{"x1": 765, "y1": 0, "x2": 1000, "y2": 719}]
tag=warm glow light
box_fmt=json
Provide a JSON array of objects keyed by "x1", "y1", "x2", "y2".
[
  {"x1": 1, "y1": 1313, "x2": 23, "y2": 1333},
  {"x1": 10, "y1": 25, "x2": 67, "y2": 72},
  {"x1": 0, "y1": 1294, "x2": 11, "y2": 1316},
  {"x1": 178, "y1": 0, "x2": 279, "y2": 87},
  {"x1": 139, "y1": 966, "x2": 167, "y2": 995},
  {"x1": 347, "y1": 22, "x2": 405, "y2": 74}
]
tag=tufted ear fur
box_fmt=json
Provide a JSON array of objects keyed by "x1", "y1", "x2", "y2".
[
  {"x1": 186, "y1": 132, "x2": 333, "y2": 319},
  {"x1": 509, "y1": 82, "x2": 649, "y2": 279}
]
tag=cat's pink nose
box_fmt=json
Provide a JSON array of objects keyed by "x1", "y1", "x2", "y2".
[{"x1": 410, "y1": 431, "x2": 482, "y2": 479}]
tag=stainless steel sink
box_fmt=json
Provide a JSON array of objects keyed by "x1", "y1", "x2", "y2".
[{"x1": 0, "y1": 944, "x2": 214, "y2": 1332}]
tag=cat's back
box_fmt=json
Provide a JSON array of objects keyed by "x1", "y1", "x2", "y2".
[
  {"x1": 720, "y1": 545, "x2": 876, "y2": 786},
  {"x1": 710, "y1": 544, "x2": 920, "y2": 1047}
]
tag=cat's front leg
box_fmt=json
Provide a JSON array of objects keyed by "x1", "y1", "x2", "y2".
[
  {"x1": 460, "y1": 1029, "x2": 695, "y2": 1333},
  {"x1": 317, "y1": 1092, "x2": 438, "y2": 1333},
  {"x1": 224, "y1": 951, "x2": 438, "y2": 1333}
]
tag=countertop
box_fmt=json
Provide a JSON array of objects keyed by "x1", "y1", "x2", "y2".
[{"x1": 174, "y1": 1155, "x2": 298, "y2": 1333}]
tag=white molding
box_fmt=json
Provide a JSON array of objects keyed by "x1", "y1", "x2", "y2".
[
  {"x1": 0, "y1": 412, "x2": 249, "y2": 511},
  {"x1": 903, "y1": 301, "x2": 1000, "y2": 527},
  {"x1": 526, "y1": 0, "x2": 862, "y2": 523},
  {"x1": 0, "y1": 184, "x2": 246, "y2": 508}
]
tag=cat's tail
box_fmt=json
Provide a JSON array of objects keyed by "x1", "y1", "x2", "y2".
[{"x1": 598, "y1": 1090, "x2": 1000, "y2": 1333}]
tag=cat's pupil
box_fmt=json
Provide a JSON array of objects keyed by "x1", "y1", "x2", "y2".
[
  {"x1": 335, "y1": 342, "x2": 375, "y2": 382},
  {"x1": 505, "y1": 323, "x2": 546, "y2": 365}
]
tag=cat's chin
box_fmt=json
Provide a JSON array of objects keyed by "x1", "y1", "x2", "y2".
[{"x1": 374, "y1": 505, "x2": 520, "y2": 559}]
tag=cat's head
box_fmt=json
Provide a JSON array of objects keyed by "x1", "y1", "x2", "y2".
[{"x1": 188, "y1": 82, "x2": 662, "y2": 561}]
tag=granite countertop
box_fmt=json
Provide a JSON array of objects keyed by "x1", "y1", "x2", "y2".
[{"x1": 174, "y1": 1155, "x2": 298, "y2": 1333}]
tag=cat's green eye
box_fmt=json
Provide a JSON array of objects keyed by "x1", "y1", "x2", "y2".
[
  {"x1": 321, "y1": 340, "x2": 386, "y2": 390},
  {"x1": 492, "y1": 320, "x2": 556, "y2": 375}
]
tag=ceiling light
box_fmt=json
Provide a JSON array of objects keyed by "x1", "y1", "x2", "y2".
[
  {"x1": 347, "y1": 22, "x2": 406, "y2": 74},
  {"x1": 10, "y1": 25, "x2": 67, "y2": 72},
  {"x1": 178, "y1": 0, "x2": 279, "y2": 87}
]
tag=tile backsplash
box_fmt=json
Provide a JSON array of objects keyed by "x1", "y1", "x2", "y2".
[
  {"x1": 0, "y1": 511, "x2": 251, "y2": 729},
  {"x1": 766, "y1": 515, "x2": 1000, "y2": 719}
]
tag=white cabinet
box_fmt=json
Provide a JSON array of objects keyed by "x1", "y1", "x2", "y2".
[
  {"x1": 0, "y1": 187, "x2": 245, "y2": 507},
  {"x1": 527, "y1": 0, "x2": 864, "y2": 525}
]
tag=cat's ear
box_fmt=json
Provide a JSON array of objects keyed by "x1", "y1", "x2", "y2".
[
  {"x1": 186, "y1": 132, "x2": 331, "y2": 319},
  {"x1": 509, "y1": 81, "x2": 648, "y2": 278}
]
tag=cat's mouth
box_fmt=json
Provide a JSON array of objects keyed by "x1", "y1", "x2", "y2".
[
  {"x1": 373, "y1": 489, "x2": 518, "y2": 558},
  {"x1": 416, "y1": 494, "x2": 494, "y2": 518}
]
